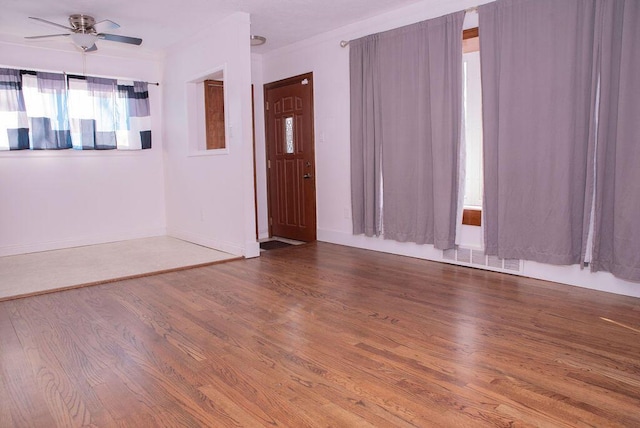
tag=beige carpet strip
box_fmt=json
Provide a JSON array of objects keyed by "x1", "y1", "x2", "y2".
[{"x1": 0, "y1": 236, "x2": 239, "y2": 301}]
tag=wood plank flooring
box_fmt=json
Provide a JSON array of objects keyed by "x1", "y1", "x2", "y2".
[{"x1": 1, "y1": 242, "x2": 639, "y2": 427}]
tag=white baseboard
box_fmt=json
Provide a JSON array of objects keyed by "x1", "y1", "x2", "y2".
[
  {"x1": 318, "y1": 228, "x2": 443, "y2": 261},
  {"x1": 317, "y1": 228, "x2": 640, "y2": 299},
  {"x1": 167, "y1": 228, "x2": 247, "y2": 257},
  {"x1": 0, "y1": 228, "x2": 167, "y2": 257}
]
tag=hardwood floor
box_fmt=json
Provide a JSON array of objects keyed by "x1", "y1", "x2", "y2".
[{"x1": 1, "y1": 242, "x2": 639, "y2": 427}]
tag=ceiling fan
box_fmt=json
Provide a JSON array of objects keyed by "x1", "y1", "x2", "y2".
[{"x1": 25, "y1": 14, "x2": 142, "y2": 52}]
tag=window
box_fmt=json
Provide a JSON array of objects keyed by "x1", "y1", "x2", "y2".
[
  {"x1": 0, "y1": 68, "x2": 152, "y2": 151},
  {"x1": 185, "y1": 66, "x2": 228, "y2": 156},
  {"x1": 462, "y1": 27, "x2": 483, "y2": 226}
]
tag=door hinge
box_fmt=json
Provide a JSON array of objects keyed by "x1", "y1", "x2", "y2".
[
  {"x1": 269, "y1": 217, "x2": 273, "y2": 226},
  {"x1": 266, "y1": 101, "x2": 269, "y2": 111},
  {"x1": 267, "y1": 159, "x2": 271, "y2": 169}
]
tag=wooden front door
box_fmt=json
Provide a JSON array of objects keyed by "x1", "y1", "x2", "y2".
[{"x1": 264, "y1": 73, "x2": 316, "y2": 242}]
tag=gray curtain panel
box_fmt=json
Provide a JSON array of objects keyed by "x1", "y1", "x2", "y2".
[
  {"x1": 350, "y1": 11, "x2": 464, "y2": 249},
  {"x1": 591, "y1": 0, "x2": 640, "y2": 281},
  {"x1": 350, "y1": 35, "x2": 383, "y2": 237},
  {"x1": 479, "y1": 0, "x2": 599, "y2": 264}
]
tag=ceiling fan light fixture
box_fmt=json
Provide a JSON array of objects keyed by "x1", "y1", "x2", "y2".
[
  {"x1": 250, "y1": 35, "x2": 266, "y2": 46},
  {"x1": 27, "y1": 14, "x2": 142, "y2": 51},
  {"x1": 70, "y1": 32, "x2": 98, "y2": 50}
]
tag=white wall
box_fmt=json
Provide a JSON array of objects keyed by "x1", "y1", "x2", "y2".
[
  {"x1": 251, "y1": 54, "x2": 269, "y2": 239},
  {"x1": 163, "y1": 13, "x2": 259, "y2": 258},
  {"x1": 0, "y1": 37, "x2": 166, "y2": 256},
  {"x1": 253, "y1": 0, "x2": 640, "y2": 298}
]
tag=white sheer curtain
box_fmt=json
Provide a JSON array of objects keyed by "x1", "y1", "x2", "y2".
[
  {"x1": 22, "y1": 72, "x2": 71, "y2": 149},
  {"x1": 1, "y1": 68, "x2": 151, "y2": 151},
  {"x1": 67, "y1": 77, "x2": 151, "y2": 150}
]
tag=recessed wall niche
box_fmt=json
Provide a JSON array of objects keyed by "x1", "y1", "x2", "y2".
[{"x1": 186, "y1": 65, "x2": 229, "y2": 156}]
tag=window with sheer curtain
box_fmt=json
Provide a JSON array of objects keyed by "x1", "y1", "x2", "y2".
[{"x1": 0, "y1": 68, "x2": 151, "y2": 151}]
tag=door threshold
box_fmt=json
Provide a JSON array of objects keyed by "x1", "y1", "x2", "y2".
[{"x1": 259, "y1": 237, "x2": 306, "y2": 245}]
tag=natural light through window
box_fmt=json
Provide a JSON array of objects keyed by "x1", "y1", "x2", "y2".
[
  {"x1": 463, "y1": 50, "x2": 483, "y2": 209},
  {"x1": 1, "y1": 69, "x2": 151, "y2": 151}
]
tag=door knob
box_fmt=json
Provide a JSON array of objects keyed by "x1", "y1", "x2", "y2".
[{"x1": 303, "y1": 173, "x2": 313, "y2": 179}]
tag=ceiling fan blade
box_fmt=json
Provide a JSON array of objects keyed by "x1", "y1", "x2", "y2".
[
  {"x1": 25, "y1": 33, "x2": 70, "y2": 40},
  {"x1": 28, "y1": 16, "x2": 73, "y2": 31},
  {"x1": 95, "y1": 19, "x2": 120, "y2": 31},
  {"x1": 98, "y1": 33, "x2": 142, "y2": 45}
]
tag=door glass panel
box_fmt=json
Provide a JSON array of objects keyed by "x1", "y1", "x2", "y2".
[{"x1": 284, "y1": 116, "x2": 294, "y2": 154}]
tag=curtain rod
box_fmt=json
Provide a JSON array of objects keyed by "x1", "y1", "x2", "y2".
[
  {"x1": 339, "y1": 5, "x2": 479, "y2": 47},
  {"x1": 18, "y1": 69, "x2": 160, "y2": 86}
]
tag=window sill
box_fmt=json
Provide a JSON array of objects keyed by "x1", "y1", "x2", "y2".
[
  {"x1": 187, "y1": 148, "x2": 229, "y2": 157},
  {"x1": 0, "y1": 149, "x2": 150, "y2": 158},
  {"x1": 462, "y1": 208, "x2": 482, "y2": 226}
]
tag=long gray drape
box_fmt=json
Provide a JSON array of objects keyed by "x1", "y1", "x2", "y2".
[
  {"x1": 591, "y1": 0, "x2": 640, "y2": 281},
  {"x1": 350, "y1": 11, "x2": 464, "y2": 249},
  {"x1": 479, "y1": 0, "x2": 599, "y2": 264},
  {"x1": 350, "y1": 36, "x2": 382, "y2": 237}
]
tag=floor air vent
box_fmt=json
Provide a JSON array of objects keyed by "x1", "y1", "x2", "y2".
[{"x1": 443, "y1": 247, "x2": 521, "y2": 273}]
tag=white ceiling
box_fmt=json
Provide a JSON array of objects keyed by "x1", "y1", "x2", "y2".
[{"x1": 0, "y1": 0, "x2": 427, "y2": 54}]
